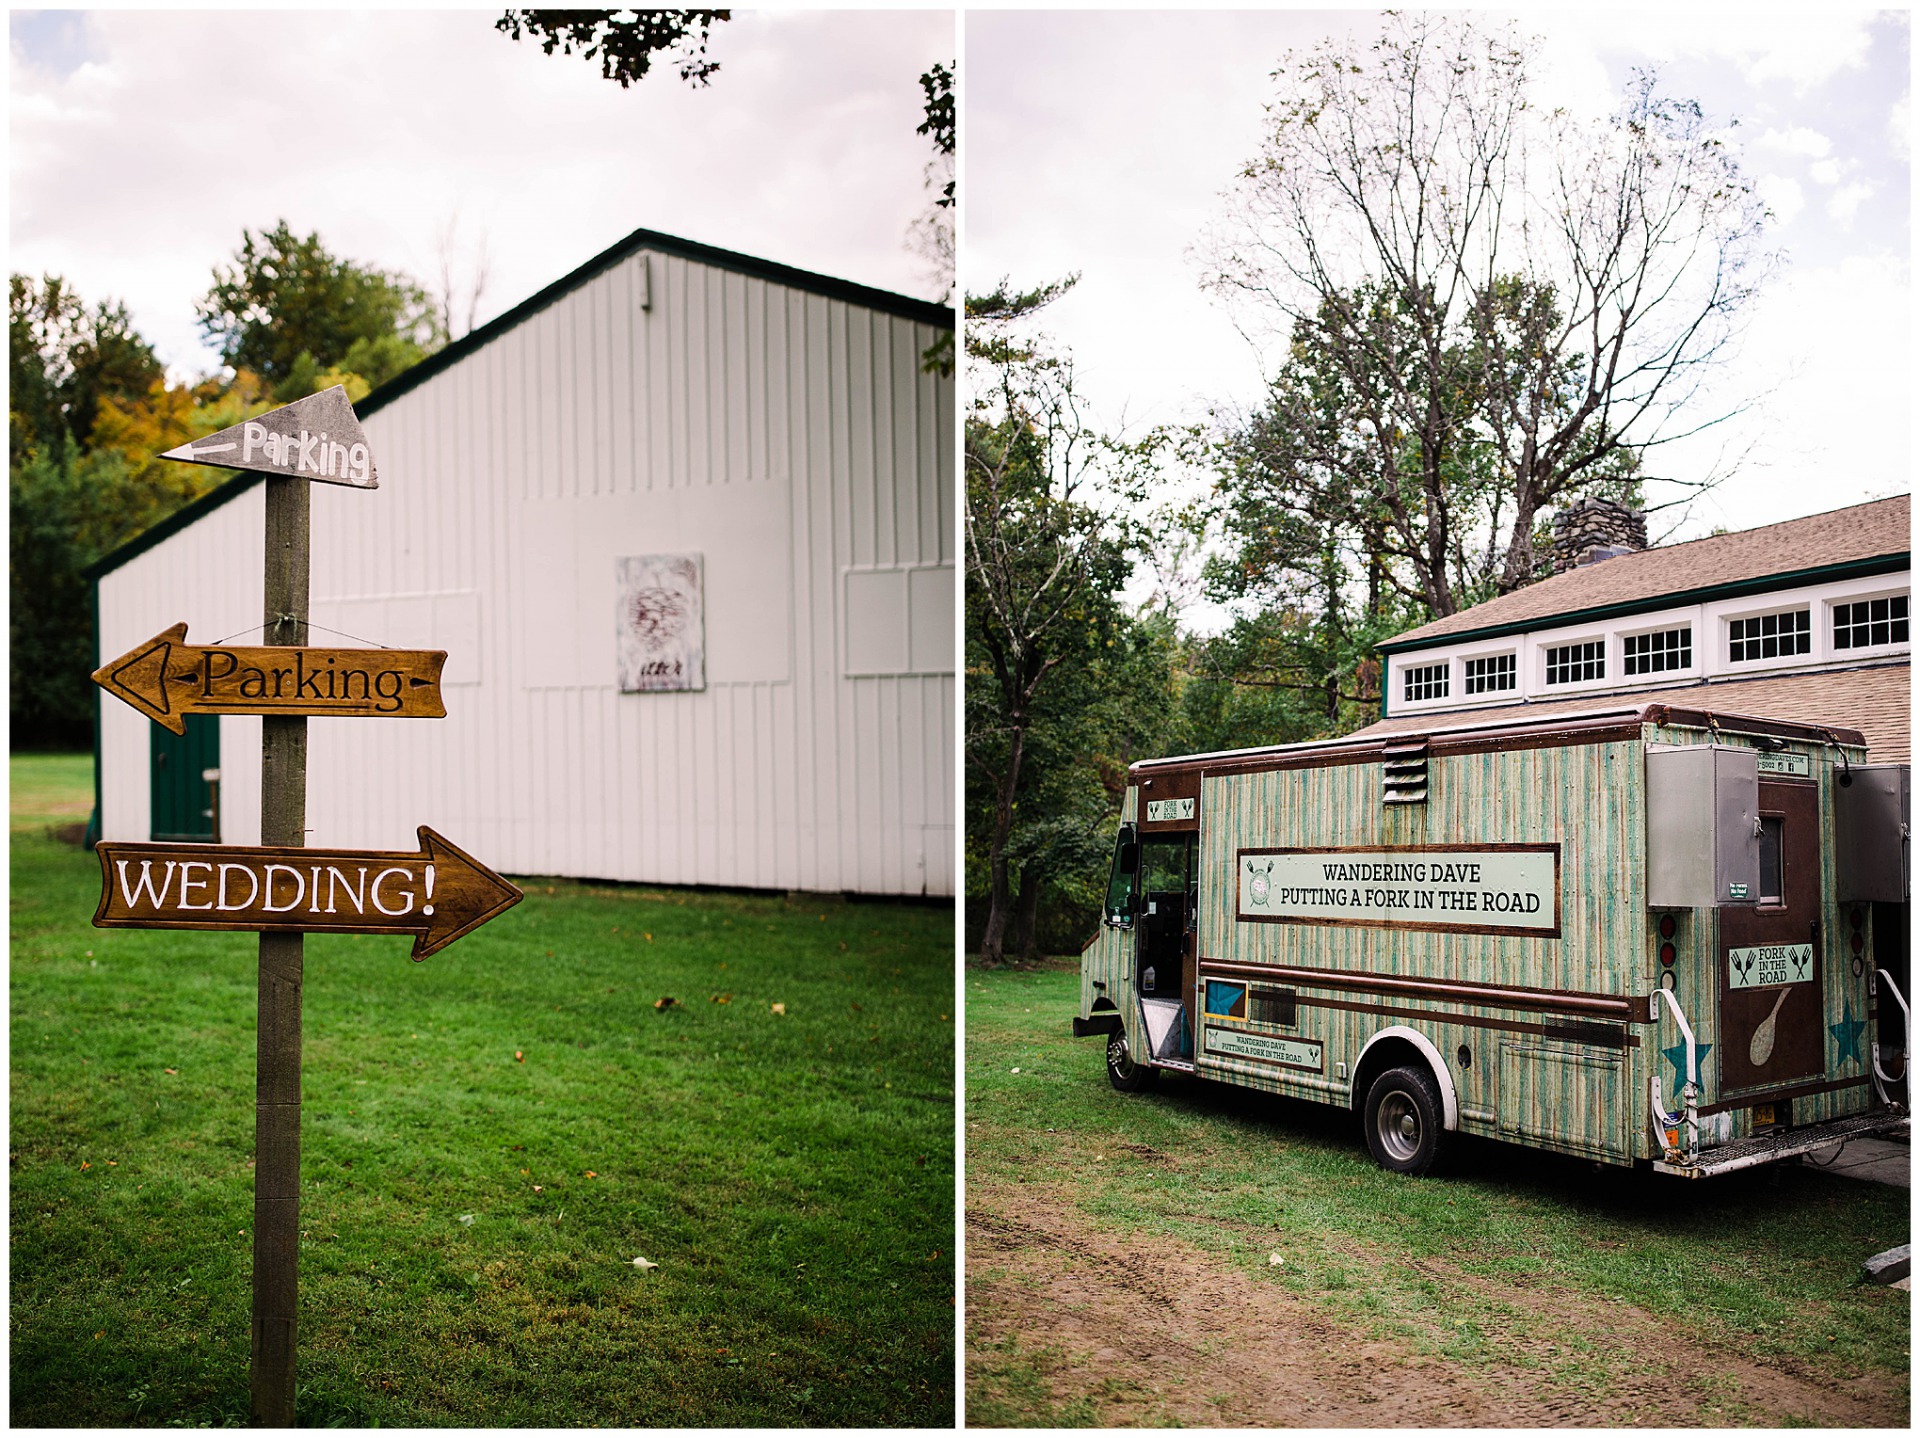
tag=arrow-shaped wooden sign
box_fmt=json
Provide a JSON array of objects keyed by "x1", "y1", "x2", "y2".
[
  {"x1": 160, "y1": 385, "x2": 379, "y2": 489},
  {"x1": 93, "y1": 623, "x2": 447, "y2": 734},
  {"x1": 93, "y1": 827, "x2": 522, "y2": 959}
]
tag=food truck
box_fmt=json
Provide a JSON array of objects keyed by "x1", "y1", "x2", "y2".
[{"x1": 1074, "y1": 702, "x2": 1909, "y2": 1176}]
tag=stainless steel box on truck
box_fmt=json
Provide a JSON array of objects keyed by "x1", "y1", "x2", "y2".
[
  {"x1": 1645, "y1": 744, "x2": 1760, "y2": 909},
  {"x1": 1835, "y1": 764, "x2": 1911, "y2": 903}
]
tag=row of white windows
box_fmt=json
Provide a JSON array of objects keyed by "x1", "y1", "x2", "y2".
[{"x1": 1401, "y1": 594, "x2": 1908, "y2": 705}]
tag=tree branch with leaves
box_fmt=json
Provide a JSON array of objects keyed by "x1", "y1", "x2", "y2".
[{"x1": 1202, "y1": 13, "x2": 1771, "y2": 617}]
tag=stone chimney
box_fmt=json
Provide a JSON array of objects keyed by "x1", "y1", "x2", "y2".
[{"x1": 1551, "y1": 497, "x2": 1648, "y2": 574}]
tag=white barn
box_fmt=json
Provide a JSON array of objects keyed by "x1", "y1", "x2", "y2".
[{"x1": 90, "y1": 227, "x2": 955, "y2": 897}]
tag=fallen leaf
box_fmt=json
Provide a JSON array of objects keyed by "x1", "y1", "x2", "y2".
[
  {"x1": 164, "y1": 1067, "x2": 177, "y2": 1075},
  {"x1": 711, "y1": 993, "x2": 732, "y2": 1005},
  {"x1": 459, "y1": 1214, "x2": 476, "y2": 1226},
  {"x1": 770, "y1": 1002, "x2": 787, "y2": 1016},
  {"x1": 1010, "y1": 1067, "x2": 1020, "y2": 1074},
  {"x1": 632, "y1": 1256, "x2": 658, "y2": 1270},
  {"x1": 654, "y1": 996, "x2": 678, "y2": 1010},
  {"x1": 533, "y1": 1185, "x2": 543, "y2": 1192},
  {"x1": 583, "y1": 1171, "x2": 597, "y2": 1178},
  {"x1": 80, "y1": 1160, "x2": 90, "y2": 1170},
  {"x1": 1269, "y1": 1252, "x2": 1285, "y2": 1267},
  {"x1": 107, "y1": 1160, "x2": 117, "y2": 1166},
  {"x1": 515, "y1": 1051, "x2": 525, "y2": 1062},
  {"x1": 645, "y1": 932, "x2": 653, "y2": 942}
]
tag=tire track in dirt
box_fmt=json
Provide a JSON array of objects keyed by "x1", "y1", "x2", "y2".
[{"x1": 966, "y1": 1183, "x2": 1906, "y2": 1427}]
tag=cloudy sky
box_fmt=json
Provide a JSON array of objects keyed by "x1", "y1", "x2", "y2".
[
  {"x1": 966, "y1": 8, "x2": 1911, "y2": 549},
  {"x1": 11, "y1": 8, "x2": 954, "y2": 379}
]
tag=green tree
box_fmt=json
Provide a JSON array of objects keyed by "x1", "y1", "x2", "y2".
[
  {"x1": 195, "y1": 221, "x2": 439, "y2": 400},
  {"x1": 495, "y1": 10, "x2": 731, "y2": 87},
  {"x1": 1203, "y1": 13, "x2": 1767, "y2": 608},
  {"x1": 10, "y1": 272, "x2": 276, "y2": 748},
  {"x1": 912, "y1": 61, "x2": 957, "y2": 376},
  {"x1": 10, "y1": 274, "x2": 162, "y2": 466},
  {"x1": 966, "y1": 278, "x2": 1183, "y2": 963}
]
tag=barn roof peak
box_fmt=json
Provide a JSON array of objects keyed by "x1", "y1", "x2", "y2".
[{"x1": 87, "y1": 226, "x2": 953, "y2": 583}]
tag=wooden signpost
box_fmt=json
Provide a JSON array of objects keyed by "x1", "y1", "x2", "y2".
[
  {"x1": 96, "y1": 389, "x2": 519, "y2": 1425},
  {"x1": 93, "y1": 623, "x2": 447, "y2": 733}
]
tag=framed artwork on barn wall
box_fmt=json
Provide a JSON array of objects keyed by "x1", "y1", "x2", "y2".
[{"x1": 616, "y1": 554, "x2": 706, "y2": 692}]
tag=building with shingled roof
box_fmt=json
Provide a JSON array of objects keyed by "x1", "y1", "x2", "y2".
[{"x1": 1358, "y1": 494, "x2": 1910, "y2": 764}]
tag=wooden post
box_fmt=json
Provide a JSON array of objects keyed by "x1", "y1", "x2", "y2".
[{"x1": 252, "y1": 474, "x2": 309, "y2": 1426}]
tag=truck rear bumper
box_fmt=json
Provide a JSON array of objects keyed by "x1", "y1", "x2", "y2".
[{"x1": 1654, "y1": 1109, "x2": 1908, "y2": 1178}]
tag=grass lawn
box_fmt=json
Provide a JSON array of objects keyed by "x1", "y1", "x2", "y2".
[
  {"x1": 11, "y1": 753, "x2": 956, "y2": 1427},
  {"x1": 967, "y1": 961, "x2": 1910, "y2": 1426}
]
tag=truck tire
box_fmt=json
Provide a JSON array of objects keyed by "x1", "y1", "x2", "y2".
[
  {"x1": 1362, "y1": 1064, "x2": 1449, "y2": 1175},
  {"x1": 1107, "y1": 1032, "x2": 1158, "y2": 1093}
]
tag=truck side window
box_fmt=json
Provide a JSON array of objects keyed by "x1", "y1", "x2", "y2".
[
  {"x1": 1104, "y1": 823, "x2": 1138, "y2": 927},
  {"x1": 1758, "y1": 814, "x2": 1784, "y2": 904}
]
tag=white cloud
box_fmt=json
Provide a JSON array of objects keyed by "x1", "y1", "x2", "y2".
[
  {"x1": 1672, "y1": 249, "x2": 1909, "y2": 536},
  {"x1": 1826, "y1": 181, "x2": 1876, "y2": 226},
  {"x1": 1534, "y1": 9, "x2": 1875, "y2": 95},
  {"x1": 11, "y1": 10, "x2": 952, "y2": 376},
  {"x1": 1755, "y1": 125, "x2": 1833, "y2": 160},
  {"x1": 1755, "y1": 174, "x2": 1805, "y2": 227},
  {"x1": 1808, "y1": 157, "x2": 1844, "y2": 186},
  {"x1": 1889, "y1": 89, "x2": 1912, "y2": 161}
]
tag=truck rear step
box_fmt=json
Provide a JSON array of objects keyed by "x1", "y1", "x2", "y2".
[{"x1": 1654, "y1": 1110, "x2": 1907, "y2": 1178}]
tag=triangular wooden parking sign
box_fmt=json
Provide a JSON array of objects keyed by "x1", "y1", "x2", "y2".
[{"x1": 160, "y1": 384, "x2": 379, "y2": 489}]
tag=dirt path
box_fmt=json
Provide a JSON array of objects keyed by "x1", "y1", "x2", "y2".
[{"x1": 966, "y1": 1181, "x2": 1906, "y2": 1427}]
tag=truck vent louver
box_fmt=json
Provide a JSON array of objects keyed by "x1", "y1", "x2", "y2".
[{"x1": 1382, "y1": 737, "x2": 1430, "y2": 806}]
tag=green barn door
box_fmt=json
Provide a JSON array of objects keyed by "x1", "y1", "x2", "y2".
[{"x1": 150, "y1": 715, "x2": 220, "y2": 842}]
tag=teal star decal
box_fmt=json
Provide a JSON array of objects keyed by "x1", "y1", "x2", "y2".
[
  {"x1": 1663, "y1": 1039, "x2": 1712, "y2": 1106},
  {"x1": 1830, "y1": 997, "x2": 1867, "y2": 1067}
]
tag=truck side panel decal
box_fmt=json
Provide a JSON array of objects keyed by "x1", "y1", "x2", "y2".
[
  {"x1": 1205, "y1": 1026, "x2": 1323, "y2": 1072},
  {"x1": 1236, "y1": 843, "x2": 1561, "y2": 937}
]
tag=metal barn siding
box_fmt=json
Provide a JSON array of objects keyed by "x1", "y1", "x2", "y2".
[
  {"x1": 97, "y1": 485, "x2": 267, "y2": 848},
  {"x1": 95, "y1": 236, "x2": 954, "y2": 897}
]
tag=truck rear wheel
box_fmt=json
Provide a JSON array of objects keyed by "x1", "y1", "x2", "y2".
[
  {"x1": 1363, "y1": 1065, "x2": 1449, "y2": 1175},
  {"x1": 1107, "y1": 1033, "x2": 1157, "y2": 1093}
]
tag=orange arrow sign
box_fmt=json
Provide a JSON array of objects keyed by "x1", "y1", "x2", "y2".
[
  {"x1": 92, "y1": 624, "x2": 447, "y2": 734},
  {"x1": 93, "y1": 827, "x2": 523, "y2": 959}
]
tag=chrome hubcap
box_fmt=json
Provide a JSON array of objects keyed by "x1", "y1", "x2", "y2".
[
  {"x1": 1108, "y1": 1035, "x2": 1131, "y2": 1074},
  {"x1": 1377, "y1": 1090, "x2": 1421, "y2": 1162}
]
